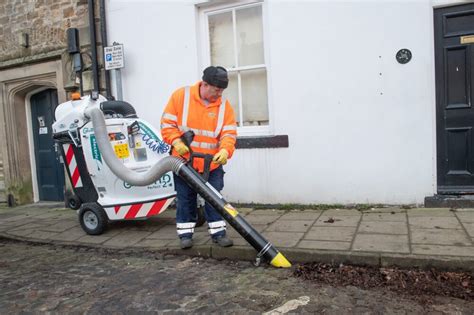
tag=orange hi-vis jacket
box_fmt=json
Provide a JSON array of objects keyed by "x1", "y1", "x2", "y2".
[{"x1": 160, "y1": 81, "x2": 238, "y2": 173}]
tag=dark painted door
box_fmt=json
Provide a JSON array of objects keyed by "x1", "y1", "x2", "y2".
[
  {"x1": 435, "y1": 4, "x2": 474, "y2": 193},
  {"x1": 31, "y1": 89, "x2": 65, "y2": 201}
]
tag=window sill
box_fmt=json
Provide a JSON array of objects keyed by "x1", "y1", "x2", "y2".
[{"x1": 236, "y1": 135, "x2": 289, "y2": 149}]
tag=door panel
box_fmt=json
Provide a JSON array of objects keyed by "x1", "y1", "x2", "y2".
[
  {"x1": 31, "y1": 89, "x2": 65, "y2": 201},
  {"x1": 435, "y1": 4, "x2": 474, "y2": 193},
  {"x1": 446, "y1": 46, "x2": 469, "y2": 107}
]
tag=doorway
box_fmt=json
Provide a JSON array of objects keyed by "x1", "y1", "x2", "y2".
[
  {"x1": 434, "y1": 4, "x2": 474, "y2": 193},
  {"x1": 30, "y1": 89, "x2": 65, "y2": 201}
]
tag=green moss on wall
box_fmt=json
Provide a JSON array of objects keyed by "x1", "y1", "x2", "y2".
[{"x1": 7, "y1": 178, "x2": 33, "y2": 206}]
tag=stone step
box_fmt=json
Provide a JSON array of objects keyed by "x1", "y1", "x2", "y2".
[{"x1": 425, "y1": 194, "x2": 474, "y2": 208}]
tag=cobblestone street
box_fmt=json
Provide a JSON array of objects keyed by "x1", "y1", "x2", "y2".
[{"x1": 1, "y1": 239, "x2": 473, "y2": 314}]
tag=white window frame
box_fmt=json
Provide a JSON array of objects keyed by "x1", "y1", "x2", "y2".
[{"x1": 198, "y1": 0, "x2": 273, "y2": 136}]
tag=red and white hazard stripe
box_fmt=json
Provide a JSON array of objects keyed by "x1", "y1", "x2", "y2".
[
  {"x1": 63, "y1": 144, "x2": 83, "y2": 188},
  {"x1": 104, "y1": 197, "x2": 175, "y2": 220}
]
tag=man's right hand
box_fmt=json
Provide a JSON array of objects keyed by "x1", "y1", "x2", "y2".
[{"x1": 172, "y1": 139, "x2": 190, "y2": 156}]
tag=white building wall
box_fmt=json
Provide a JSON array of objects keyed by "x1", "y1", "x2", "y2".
[{"x1": 105, "y1": 0, "x2": 469, "y2": 204}]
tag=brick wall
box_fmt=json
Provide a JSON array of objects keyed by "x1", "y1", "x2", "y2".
[{"x1": 0, "y1": 0, "x2": 89, "y2": 63}]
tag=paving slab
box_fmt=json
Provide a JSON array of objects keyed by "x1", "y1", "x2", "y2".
[
  {"x1": 461, "y1": 222, "x2": 474, "y2": 237},
  {"x1": 358, "y1": 221, "x2": 408, "y2": 235},
  {"x1": 39, "y1": 220, "x2": 79, "y2": 233},
  {"x1": 408, "y1": 216, "x2": 462, "y2": 229},
  {"x1": 32, "y1": 211, "x2": 67, "y2": 220},
  {"x1": 361, "y1": 207, "x2": 406, "y2": 213},
  {"x1": 304, "y1": 226, "x2": 356, "y2": 242},
  {"x1": 5, "y1": 228, "x2": 35, "y2": 238},
  {"x1": 103, "y1": 231, "x2": 152, "y2": 247},
  {"x1": 0, "y1": 218, "x2": 39, "y2": 230},
  {"x1": 77, "y1": 234, "x2": 112, "y2": 244},
  {"x1": 411, "y1": 244, "x2": 474, "y2": 257},
  {"x1": 250, "y1": 209, "x2": 286, "y2": 215},
  {"x1": 279, "y1": 210, "x2": 322, "y2": 220},
  {"x1": 132, "y1": 239, "x2": 172, "y2": 248},
  {"x1": 113, "y1": 220, "x2": 166, "y2": 232},
  {"x1": 352, "y1": 234, "x2": 410, "y2": 253},
  {"x1": 456, "y1": 211, "x2": 474, "y2": 222},
  {"x1": 7, "y1": 222, "x2": 49, "y2": 231},
  {"x1": 410, "y1": 228, "x2": 472, "y2": 246},
  {"x1": 51, "y1": 227, "x2": 87, "y2": 242},
  {"x1": 407, "y1": 208, "x2": 454, "y2": 217},
  {"x1": 3, "y1": 203, "x2": 474, "y2": 272},
  {"x1": 146, "y1": 225, "x2": 179, "y2": 240},
  {"x1": 228, "y1": 224, "x2": 266, "y2": 233},
  {"x1": 243, "y1": 214, "x2": 281, "y2": 225},
  {"x1": 262, "y1": 231, "x2": 304, "y2": 248},
  {"x1": 26, "y1": 230, "x2": 60, "y2": 240},
  {"x1": 297, "y1": 240, "x2": 351, "y2": 251},
  {"x1": 2, "y1": 214, "x2": 36, "y2": 222},
  {"x1": 153, "y1": 209, "x2": 177, "y2": 218},
  {"x1": 323, "y1": 209, "x2": 361, "y2": 216},
  {"x1": 362, "y1": 212, "x2": 406, "y2": 222},
  {"x1": 226, "y1": 225, "x2": 267, "y2": 246},
  {"x1": 266, "y1": 220, "x2": 314, "y2": 232},
  {"x1": 314, "y1": 215, "x2": 360, "y2": 227}
]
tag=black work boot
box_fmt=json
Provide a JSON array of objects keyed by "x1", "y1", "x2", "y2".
[
  {"x1": 180, "y1": 238, "x2": 193, "y2": 249},
  {"x1": 212, "y1": 235, "x2": 233, "y2": 247}
]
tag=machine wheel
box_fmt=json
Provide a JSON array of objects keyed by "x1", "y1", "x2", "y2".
[
  {"x1": 79, "y1": 203, "x2": 108, "y2": 235},
  {"x1": 196, "y1": 206, "x2": 206, "y2": 227},
  {"x1": 67, "y1": 194, "x2": 82, "y2": 210}
]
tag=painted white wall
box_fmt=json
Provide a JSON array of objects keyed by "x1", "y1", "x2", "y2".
[
  {"x1": 105, "y1": 0, "x2": 468, "y2": 204},
  {"x1": 106, "y1": 0, "x2": 200, "y2": 130}
]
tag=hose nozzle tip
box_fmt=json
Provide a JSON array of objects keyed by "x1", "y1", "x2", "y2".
[{"x1": 270, "y1": 252, "x2": 291, "y2": 268}]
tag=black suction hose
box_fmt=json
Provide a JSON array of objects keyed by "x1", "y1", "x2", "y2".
[{"x1": 85, "y1": 106, "x2": 291, "y2": 267}]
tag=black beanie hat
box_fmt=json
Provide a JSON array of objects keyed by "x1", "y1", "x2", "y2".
[{"x1": 202, "y1": 66, "x2": 229, "y2": 89}]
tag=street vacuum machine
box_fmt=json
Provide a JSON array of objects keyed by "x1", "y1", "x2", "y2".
[{"x1": 52, "y1": 94, "x2": 291, "y2": 268}]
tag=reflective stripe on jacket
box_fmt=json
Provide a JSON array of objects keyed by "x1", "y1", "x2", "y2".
[{"x1": 161, "y1": 81, "x2": 237, "y2": 172}]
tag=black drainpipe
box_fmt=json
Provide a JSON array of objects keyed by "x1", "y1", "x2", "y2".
[
  {"x1": 99, "y1": 0, "x2": 112, "y2": 99},
  {"x1": 88, "y1": 0, "x2": 100, "y2": 96}
]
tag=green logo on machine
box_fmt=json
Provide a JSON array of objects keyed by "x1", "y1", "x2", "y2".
[{"x1": 90, "y1": 135, "x2": 102, "y2": 162}]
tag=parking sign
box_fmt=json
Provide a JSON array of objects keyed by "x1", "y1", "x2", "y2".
[{"x1": 104, "y1": 44, "x2": 124, "y2": 70}]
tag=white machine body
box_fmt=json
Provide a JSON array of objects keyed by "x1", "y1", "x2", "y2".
[{"x1": 53, "y1": 95, "x2": 176, "y2": 221}]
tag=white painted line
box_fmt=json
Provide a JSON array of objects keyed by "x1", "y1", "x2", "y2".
[{"x1": 263, "y1": 296, "x2": 310, "y2": 315}]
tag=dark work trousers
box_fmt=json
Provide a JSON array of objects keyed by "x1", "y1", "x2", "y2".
[{"x1": 174, "y1": 166, "x2": 226, "y2": 240}]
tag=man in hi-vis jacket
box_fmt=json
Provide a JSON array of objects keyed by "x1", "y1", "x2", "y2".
[{"x1": 161, "y1": 66, "x2": 238, "y2": 249}]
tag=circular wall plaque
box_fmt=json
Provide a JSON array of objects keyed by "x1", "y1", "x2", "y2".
[{"x1": 396, "y1": 49, "x2": 412, "y2": 64}]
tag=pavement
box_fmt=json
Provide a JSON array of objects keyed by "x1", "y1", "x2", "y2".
[{"x1": 1, "y1": 202, "x2": 474, "y2": 271}]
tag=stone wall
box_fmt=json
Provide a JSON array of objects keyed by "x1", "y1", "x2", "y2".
[
  {"x1": 0, "y1": 1, "x2": 106, "y2": 204},
  {"x1": 0, "y1": 0, "x2": 89, "y2": 63}
]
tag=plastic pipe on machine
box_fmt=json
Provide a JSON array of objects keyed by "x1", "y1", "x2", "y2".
[
  {"x1": 84, "y1": 107, "x2": 291, "y2": 268},
  {"x1": 85, "y1": 107, "x2": 183, "y2": 186}
]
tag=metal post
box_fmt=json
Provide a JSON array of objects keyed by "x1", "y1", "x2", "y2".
[
  {"x1": 99, "y1": 0, "x2": 112, "y2": 99},
  {"x1": 115, "y1": 69, "x2": 123, "y2": 101},
  {"x1": 88, "y1": 0, "x2": 100, "y2": 94}
]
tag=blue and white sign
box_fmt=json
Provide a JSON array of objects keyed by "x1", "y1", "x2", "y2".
[{"x1": 104, "y1": 44, "x2": 124, "y2": 70}]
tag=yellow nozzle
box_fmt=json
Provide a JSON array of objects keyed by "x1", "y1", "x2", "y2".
[{"x1": 270, "y1": 252, "x2": 292, "y2": 268}]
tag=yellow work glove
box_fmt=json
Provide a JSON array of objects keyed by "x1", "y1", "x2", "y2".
[
  {"x1": 172, "y1": 139, "x2": 189, "y2": 156},
  {"x1": 213, "y1": 149, "x2": 229, "y2": 165}
]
